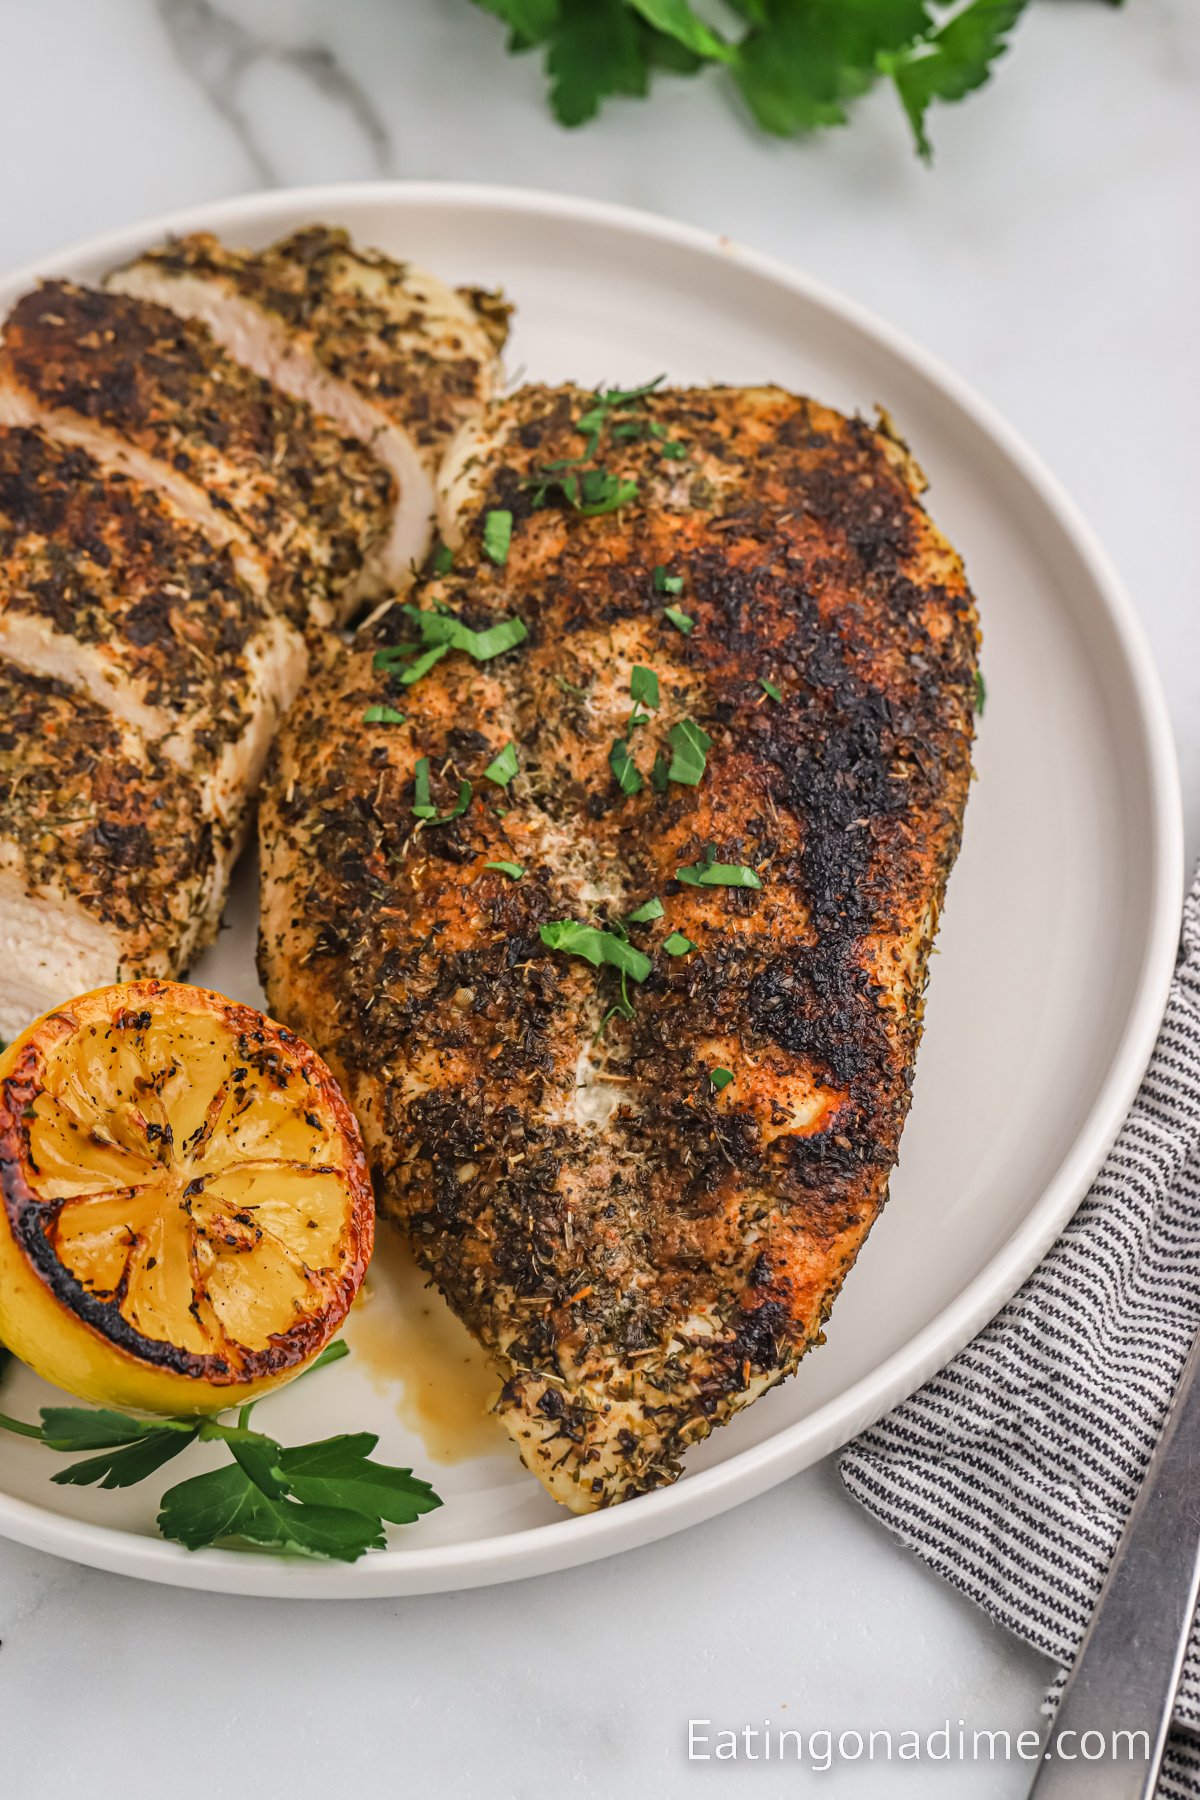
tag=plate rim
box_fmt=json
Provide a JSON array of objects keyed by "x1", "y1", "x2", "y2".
[{"x1": 0, "y1": 178, "x2": 1183, "y2": 1598}]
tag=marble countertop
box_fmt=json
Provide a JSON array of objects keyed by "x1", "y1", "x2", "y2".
[{"x1": 2, "y1": 2, "x2": 1198, "y2": 1793}]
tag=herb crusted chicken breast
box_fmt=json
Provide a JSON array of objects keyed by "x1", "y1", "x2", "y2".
[
  {"x1": 0, "y1": 282, "x2": 395, "y2": 628},
  {"x1": 0, "y1": 660, "x2": 221, "y2": 1043},
  {"x1": 0, "y1": 427, "x2": 303, "y2": 830},
  {"x1": 109, "y1": 225, "x2": 508, "y2": 581},
  {"x1": 259, "y1": 381, "x2": 978, "y2": 1511},
  {"x1": 0, "y1": 227, "x2": 503, "y2": 1043}
]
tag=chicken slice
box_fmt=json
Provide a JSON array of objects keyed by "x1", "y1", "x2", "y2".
[
  {"x1": 0, "y1": 660, "x2": 225, "y2": 1043},
  {"x1": 0, "y1": 282, "x2": 396, "y2": 627},
  {"x1": 107, "y1": 226, "x2": 507, "y2": 574},
  {"x1": 0, "y1": 426, "x2": 304, "y2": 835},
  {"x1": 259, "y1": 383, "x2": 978, "y2": 1510}
]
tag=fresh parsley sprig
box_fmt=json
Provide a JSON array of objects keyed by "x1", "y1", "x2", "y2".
[
  {"x1": 467, "y1": 0, "x2": 1062, "y2": 163},
  {"x1": 0, "y1": 1342, "x2": 442, "y2": 1562}
]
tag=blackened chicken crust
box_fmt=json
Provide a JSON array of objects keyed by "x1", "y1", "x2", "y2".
[{"x1": 259, "y1": 384, "x2": 978, "y2": 1511}]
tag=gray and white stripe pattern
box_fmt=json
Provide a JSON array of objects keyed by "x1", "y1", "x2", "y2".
[{"x1": 841, "y1": 877, "x2": 1200, "y2": 1797}]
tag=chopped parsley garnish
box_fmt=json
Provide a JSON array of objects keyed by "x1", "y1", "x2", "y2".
[
  {"x1": 650, "y1": 748, "x2": 670, "y2": 794},
  {"x1": 630, "y1": 665, "x2": 660, "y2": 712},
  {"x1": 709, "y1": 1067, "x2": 735, "y2": 1090},
  {"x1": 0, "y1": 1342, "x2": 441, "y2": 1562},
  {"x1": 974, "y1": 669, "x2": 987, "y2": 716},
  {"x1": 484, "y1": 860, "x2": 525, "y2": 880},
  {"x1": 654, "y1": 566, "x2": 684, "y2": 595},
  {"x1": 759, "y1": 678, "x2": 783, "y2": 704},
  {"x1": 676, "y1": 845, "x2": 763, "y2": 889},
  {"x1": 373, "y1": 604, "x2": 528, "y2": 688},
  {"x1": 390, "y1": 642, "x2": 451, "y2": 686},
  {"x1": 524, "y1": 465, "x2": 639, "y2": 516},
  {"x1": 524, "y1": 379, "x2": 670, "y2": 517},
  {"x1": 362, "y1": 704, "x2": 406, "y2": 725},
  {"x1": 431, "y1": 543, "x2": 454, "y2": 576},
  {"x1": 482, "y1": 509, "x2": 513, "y2": 566},
  {"x1": 484, "y1": 741, "x2": 519, "y2": 788},
  {"x1": 412, "y1": 758, "x2": 473, "y2": 826},
  {"x1": 539, "y1": 920, "x2": 652, "y2": 985},
  {"x1": 663, "y1": 932, "x2": 696, "y2": 957},
  {"x1": 662, "y1": 604, "x2": 694, "y2": 635},
  {"x1": 609, "y1": 736, "x2": 643, "y2": 796},
  {"x1": 625, "y1": 898, "x2": 664, "y2": 924},
  {"x1": 666, "y1": 718, "x2": 713, "y2": 787}
]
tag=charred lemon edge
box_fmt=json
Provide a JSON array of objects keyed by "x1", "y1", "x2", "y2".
[{"x1": 0, "y1": 980, "x2": 375, "y2": 1417}]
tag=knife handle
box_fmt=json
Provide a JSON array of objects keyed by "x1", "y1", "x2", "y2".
[{"x1": 1027, "y1": 1324, "x2": 1200, "y2": 1799}]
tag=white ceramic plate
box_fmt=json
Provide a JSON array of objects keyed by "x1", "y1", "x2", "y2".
[{"x1": 0, "y1": 183, "x2": 1182, "y2": 1597}]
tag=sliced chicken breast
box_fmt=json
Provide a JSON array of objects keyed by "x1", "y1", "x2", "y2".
[
  {"x1": 0, "y1": 426, "x2": 304, "y2": 835},
  {"x1": 0, "y1": 660, "x2": 225, "y2": 1043},
  {"x1": 0, "y1": 282, "x2": 396, "y2": 627},
  {"x1": 108, "y1": 226, "x2": 508, "y2": 579}
]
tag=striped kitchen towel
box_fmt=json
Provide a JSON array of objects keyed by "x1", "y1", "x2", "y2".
[{"x1": 841, "y1": 875, "x2": 1200, "y2": 1799}]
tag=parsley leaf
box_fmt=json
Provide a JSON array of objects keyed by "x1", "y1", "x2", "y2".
[
  {"x1": 663, "y1": 604, "x2": 694, "y2": 635},
  {"x1": 625, "y1": 897, "x2": 664, "y2": 923},
  {"x1": 759, "y1": 678, "x2": 783, "y2": 704},
  {"x1": 650, "y1": 748, "x2": 670, "y2": 794},
  {"x1": 390, "y1": 642, "x2": 450, "y2": 687},
  {"x1": 666, "y1": 718, "x2": 713, "y2": 786},
  {"x1": 663, "y1": 931, "x2": 696, "y2": 956},
  {"x1": 472, "y1": 0, "x2": 561, "y2": 50},
  {"x1": 274, "y1": 1433, "x2": 442, "y2": 1526},
  {"x1": 483, "y1": 508, "x2": 514, "y2": 565},
  {"x1": 884, "y1": 0, "x2": 1028, "y2": 162},
  {"x1": 374, "y1": 606, "x2": 528, "y2": 689},
  {"x1": 399, "y1": 603, "x2": 529, "y2": 663},
  {"x1": 412, "y1": 758, "x2": 473, "y2": 826},
  {"x1": 627, "y1": 0, "x2": 733, "y2": 62},
  {"x1": 157, "y1": 1462, "x2": 388, "y2": 1561},
  {"x1": 609, "y1": 736, "x2": 644, "y2": 795},
  {"x1": 540, "y1": 919, "x2": 652, "y2": 984},
  {"x1": 630, "y1": 666, "x2": 660, "y2": 712},
  {"x1": 710, "y1": 1066, "x2": 735, "y2": 1090},
  {"x1": 677, "y1": 846, "x2": 763, "y2": 889},
  {"x1": 484, "y1": 740, "x2": 520, "y2": 787},
  {"x1": 37, "y1": 1410, "x2": 200, "y2": 1491},
  {"x1": 974, "y1": 668, "x2": 987, "y2": 716},
  {"x1": 734, "y1": 0, "x2": 934, "y2": 136},
  {"x1": 363, "y1": 704, "x2": 406, "y2": 725},
  {"x1": 579, "y1": 469, "x2": 640, "y2": 515},
  {"x1": 484, "y1": 860, "x2": 526, "y2": 880},
  {"x1": 524, "y1": 465, "x2": 640, "y2": 516},
  {"x1": 548, "y1": 0, "x2": 648, "y2": 126},
  {"x1": 654, "y1": 566, "x2": 684, "y2": 595},
  {"x1": 431, "y1": 542, "x2": 455, "y2": 575}
]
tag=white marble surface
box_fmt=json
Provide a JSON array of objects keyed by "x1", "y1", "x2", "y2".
[{"x1": 1, "y1": 1, "x2": 1198, "y2": 1792}]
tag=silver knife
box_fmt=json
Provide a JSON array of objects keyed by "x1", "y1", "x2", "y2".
[{"x1": 1027, "y1": 1322, "x2": 1200, "y2": 1798}]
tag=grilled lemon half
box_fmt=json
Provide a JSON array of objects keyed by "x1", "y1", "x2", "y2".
[{"x1": 0, "y1": 981, "x2": 374, "y2": 1414}]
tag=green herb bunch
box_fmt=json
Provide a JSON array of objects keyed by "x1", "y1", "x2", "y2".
[
  {"x1": 0, "y1": 1342, "x2": 441, "y2": 1562},
  {"x1": 468, "y1": 0, "x2": 1119, "y2": 161}
]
